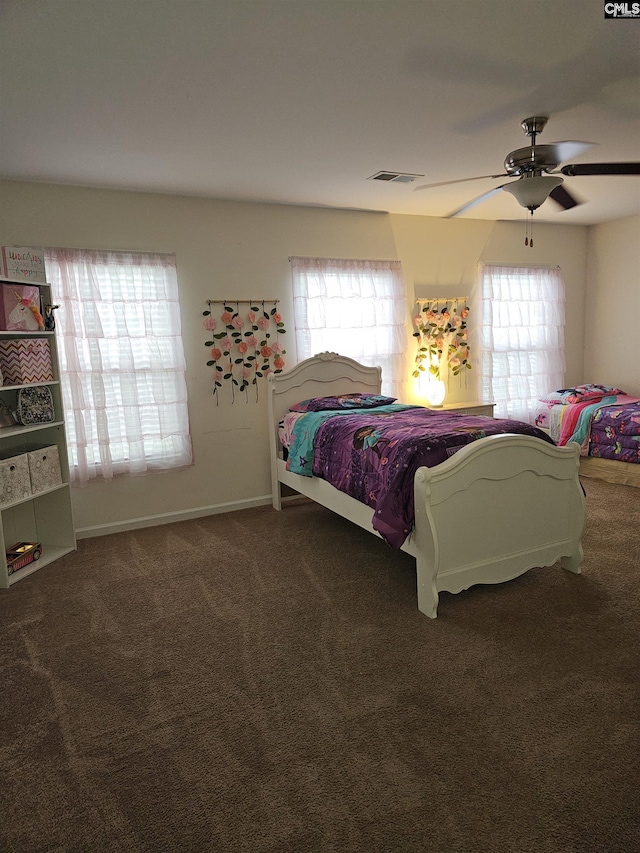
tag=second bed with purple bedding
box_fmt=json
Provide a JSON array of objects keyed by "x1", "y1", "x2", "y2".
[{"x1": 285, "y1": 405, "x2": 553, "y2": 548}]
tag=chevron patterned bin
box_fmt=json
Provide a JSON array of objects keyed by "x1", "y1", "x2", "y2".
[{"x1": 0, "y1": 338, "x2": 53, "y2": 385}]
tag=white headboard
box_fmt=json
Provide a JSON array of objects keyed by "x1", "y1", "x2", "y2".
[{"x1": 267, "y1": 351, "x2": 382, "y2": 456}]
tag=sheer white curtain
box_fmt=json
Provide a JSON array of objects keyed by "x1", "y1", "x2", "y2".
[
  {"x1": 291, "y1": 256, "x2": 408, "y2": 398},
  {"x1": 44, "y1": 247, "x2": 192, "y2": 486},
  {"x1": 478, "y1": 264, "x2": 565, "y2": 423}
]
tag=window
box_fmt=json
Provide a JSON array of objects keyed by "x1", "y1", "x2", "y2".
[
  {"x1": 44, "y1": 248, "x2": 192, "y2": 486},
  {"x1": 478, "y1": 264, "x2": 565, "y2": 423},
  {"x1": 290, "y1": 256, "x2": 407, "y2": 397}
]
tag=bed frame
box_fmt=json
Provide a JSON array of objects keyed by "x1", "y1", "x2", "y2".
[
  {"x1": 268, "y1": 352, "x2": 586, "y2": 619},
  {"x1": 579, "y1": 456, "x2": 640, "y2": 488}
]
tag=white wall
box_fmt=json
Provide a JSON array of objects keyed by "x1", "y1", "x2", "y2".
[
  {"x1": 0, "y1": 180, "x2": 590, "y2": 535},
  {"x1": 585, "y1": 215, "x2": 640, "y2": 396},
  {"x1": 389, "y1": 215, "x2": 588, "y2": 403}
]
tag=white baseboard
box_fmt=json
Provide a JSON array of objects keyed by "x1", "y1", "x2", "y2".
[{"x1": 75, "y1": 494, "x2": 276, "y2": 539}]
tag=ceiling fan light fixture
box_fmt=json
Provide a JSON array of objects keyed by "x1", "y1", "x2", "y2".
[{"x1": 503, "y1": 175, "x2": 563, "y2": 211}]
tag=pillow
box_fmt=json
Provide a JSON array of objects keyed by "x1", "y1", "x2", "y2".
[
  {"x1": 539, "y1": 384, "x2": 626, "y2": 405},
  {"x1": 290, "y1": 393, "x2": 396, "y2": 413}
]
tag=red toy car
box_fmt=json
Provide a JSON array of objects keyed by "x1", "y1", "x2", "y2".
[{"x1": 6, "y1": 542, "x2": 42, "y2": 575}]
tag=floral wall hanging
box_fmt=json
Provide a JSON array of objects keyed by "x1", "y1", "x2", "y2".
[
  {"x1": 203, "y1": 300, "x2": 287, "y2": 403},
  {"x1": 412, "y1": 299, "x2": 471, "y2": 383}
]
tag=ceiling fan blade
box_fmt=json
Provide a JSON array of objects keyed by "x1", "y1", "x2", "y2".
[
  {"x1": 413, "y1": 174, "x2": 508, "y2": 192},
  {"x1": 549, "y1": 184, "x2": 583, "y2": 211},
  {"x1": 445, "y1": 185, "x2": 507, "y2": 218},
  {"x1": 547, "y1": 141, "x2": 595, "y2": 164},
  {"x1": 560, "y1": 162, "x2": 640, "y2": 176}
]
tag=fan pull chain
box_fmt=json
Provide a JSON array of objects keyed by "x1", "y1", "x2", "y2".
[
  {"x1": 530, "y1": 211, "x2": 534, "y2": 247},
  {"x1": 524, "y1": 210, "x2": 534, "y2": 247}
]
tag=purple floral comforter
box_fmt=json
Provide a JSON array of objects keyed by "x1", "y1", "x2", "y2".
[{"x1": 287, "y1": 406, "x2": 553, "y2": 548}]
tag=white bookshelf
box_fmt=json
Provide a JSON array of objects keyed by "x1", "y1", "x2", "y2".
[{"x1": 0, "y1": 278, "x2": 76, "y2": 587}]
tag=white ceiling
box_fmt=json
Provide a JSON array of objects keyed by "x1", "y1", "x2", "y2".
[{"x1": 1, "y1": 0, "x2": 639, "y2": 225}]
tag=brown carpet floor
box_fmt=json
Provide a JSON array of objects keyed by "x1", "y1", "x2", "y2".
[{"x1": 1, "y1": 477, "x2": 639, "y2": 853}]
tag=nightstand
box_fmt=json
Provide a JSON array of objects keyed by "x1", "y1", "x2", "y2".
[{"x1": 428, "y1": 401, "x2": 495, "y2": 417}]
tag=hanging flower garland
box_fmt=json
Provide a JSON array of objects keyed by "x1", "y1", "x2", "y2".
[
  {"x1": 203, "y1": 301, "x2": 287, "y2": 403},
  {"x1": 412, "y1": 301, "x2": 471, "y2": 381}
]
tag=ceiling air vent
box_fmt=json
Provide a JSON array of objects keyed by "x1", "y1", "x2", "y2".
[{"x1": 368, "y1": 171, "x2": 424, "y2": 184}]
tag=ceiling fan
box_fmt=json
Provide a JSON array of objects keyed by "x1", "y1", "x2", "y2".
[{"x1": 414, "y1": 116, "x2": 640, "y2": 218}]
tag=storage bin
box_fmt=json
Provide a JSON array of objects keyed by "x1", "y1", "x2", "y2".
[
  {"x1": 0, "y1": 338, "x2": 53, "y2": 385},
  {"x1": 27, "y1": 445, "x2": 62, "y2": 494},
  {"x1": 0, "y1": 452, "x2": 31, "y2": 507}
]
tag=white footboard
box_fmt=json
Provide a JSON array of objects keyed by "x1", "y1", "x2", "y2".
[{"x1": 408, "y1": 434, "x2": 585, "y2": 618}]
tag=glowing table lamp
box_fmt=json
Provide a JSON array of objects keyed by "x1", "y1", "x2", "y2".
[{"x1": 423, "y1": 377, "x2": 446, "y2": 408}]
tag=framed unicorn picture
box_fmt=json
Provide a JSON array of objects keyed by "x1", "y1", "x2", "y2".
[{"x1": 0, "y1": 284, "x2": 45, "y2": 332}]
